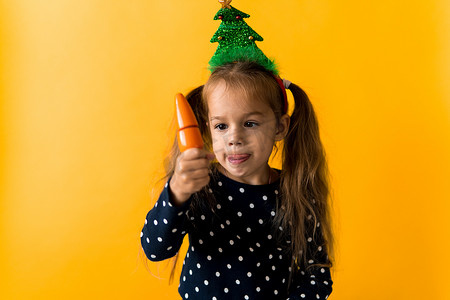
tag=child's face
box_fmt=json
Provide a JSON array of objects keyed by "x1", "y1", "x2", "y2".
[{"x1": 206, "y1": 81, "x2": 286, "y2": 185}]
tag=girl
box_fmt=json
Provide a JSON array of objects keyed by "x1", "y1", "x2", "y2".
[{"x1": 141, "y1": 61, "x2": 334, "y2": 299}]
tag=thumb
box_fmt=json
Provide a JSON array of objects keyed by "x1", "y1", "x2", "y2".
[{"x1": 206, "y1": 152, "x2": 216, "y2": 160}]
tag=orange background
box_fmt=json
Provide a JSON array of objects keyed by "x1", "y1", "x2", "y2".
[{"x1": 1, "y1": 0, "x2": 449, "y2": 299}]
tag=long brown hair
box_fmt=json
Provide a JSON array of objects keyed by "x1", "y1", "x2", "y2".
[{"x1": 146, "y1": 61, "x2": 334, "y2": 285}]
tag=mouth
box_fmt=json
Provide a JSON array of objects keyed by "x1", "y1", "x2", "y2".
[{"x1": 227, "y1": 154, "x2": 250, "y2": 165}]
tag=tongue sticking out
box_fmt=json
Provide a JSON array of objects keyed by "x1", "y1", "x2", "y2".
[{"x1": 228, "y1": 154, "x2": 250, "y2": 164}]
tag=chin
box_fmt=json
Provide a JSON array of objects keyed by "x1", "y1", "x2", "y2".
[{"x1": 225, "y1": 164, "x2": 250, "y2": 177}]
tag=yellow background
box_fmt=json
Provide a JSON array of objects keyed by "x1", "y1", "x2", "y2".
[{"x1": 1, "y1": 0, "x2": 449, "y2": 299}]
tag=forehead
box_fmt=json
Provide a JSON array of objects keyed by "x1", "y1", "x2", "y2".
[{"x1": 206, "y1": 80, "x2": 272, "y2": 118}]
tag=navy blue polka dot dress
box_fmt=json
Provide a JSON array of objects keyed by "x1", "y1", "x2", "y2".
[{"x1": 141, "y1": 169, "x2": 333, "y2": 299}]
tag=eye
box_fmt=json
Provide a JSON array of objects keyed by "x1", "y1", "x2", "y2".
[
  {"x1": 244, "y1": 121, "x2": 259, "y2": 128},
  {"x1": 214, "y1": 123, "x2": 228, "y2": 130}
]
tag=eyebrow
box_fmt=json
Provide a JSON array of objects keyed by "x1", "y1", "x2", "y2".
[{"x1": 209, "y1": 112, "x2": 265, "y2": 121}]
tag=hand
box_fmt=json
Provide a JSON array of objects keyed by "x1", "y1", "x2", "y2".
[{"x1": 169, "y1": 148, "x2": 215, "y2": 206}]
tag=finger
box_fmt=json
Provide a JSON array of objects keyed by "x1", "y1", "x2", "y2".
[
  {"x1": 188, "y1": 176, "x2": 211, "y2": 192},
  {"x1": 176, "y1": 169, "x2": 210, "y2": 185},
  {"x1": 184, "y1": 168, "x2": 211, "y2": 180},
  {"x1": 205, "y1": 151, "x2": 215, "y2": 160},
  {"x1": 177, "y1": 156, "x2": 213, "y2": 173},
  {"x1": 182, "y1": 148, "x2": 215, "y2": 161},
  {"x1": 179, "y1": 148, "x2": 203, "y2": 160},
  {"x1": 176, "y1": 160, "x2": 210, "y2": 176}
]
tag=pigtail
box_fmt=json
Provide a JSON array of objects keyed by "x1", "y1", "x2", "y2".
[{"x1": 278, "y1": 82, "x2": 334, "y2": 274}]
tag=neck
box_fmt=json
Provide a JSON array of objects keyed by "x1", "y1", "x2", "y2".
[{"x1": 217, "y1": 164, "x2": 274, "y2": 185}]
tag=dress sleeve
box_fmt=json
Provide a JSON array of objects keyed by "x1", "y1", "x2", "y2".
[
  {"x1": 140, "y1": 177, "x2": 191, "y2": 262},
  {"x1": 287, "y1": 218, "x2": 333, "y2": 299},
  {"x1": 287, "y1": 265, "x2": 333, "y2": 300}
]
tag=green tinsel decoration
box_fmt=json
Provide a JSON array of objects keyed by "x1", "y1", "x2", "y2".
[{"x1": 208, "y1": 4, "x2": 278, "y2": 75}]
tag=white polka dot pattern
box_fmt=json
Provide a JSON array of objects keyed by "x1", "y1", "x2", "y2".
[{"x1": 140, "y1": 173, "x2": 332, "y2": 299}]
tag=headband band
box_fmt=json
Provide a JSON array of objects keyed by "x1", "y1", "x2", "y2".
[{"x1": 274, "y1": 76, "x2": 289, "y2": 114}]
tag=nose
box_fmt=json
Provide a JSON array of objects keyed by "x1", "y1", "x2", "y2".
[{"x1": 226, "y1": 127, "x2": 244, "y2": 147}]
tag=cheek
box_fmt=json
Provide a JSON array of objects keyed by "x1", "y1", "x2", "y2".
[
  {"x1": 249, "y1": 131, "x2": 276, "y2": 149},
  {"x1": 211, "y1": 133, "x2": 226, "y2": 155}
]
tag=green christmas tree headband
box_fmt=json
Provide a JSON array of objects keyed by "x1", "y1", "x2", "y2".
[
  {"x1": 208, "y1": 0, "x2": 290, "y2": 114},
  {"x1": 208, "y1": 0, "x2": 278, "y2": 75}
]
